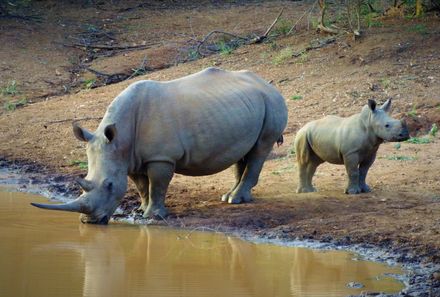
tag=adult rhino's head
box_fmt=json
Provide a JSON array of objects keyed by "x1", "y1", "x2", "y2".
[
  {"x1": 32, "y1": 123, "x2": 128, "y2": 224},
  {"x1": 365, "y1": 98, "x2": 409, "y2": 142}
]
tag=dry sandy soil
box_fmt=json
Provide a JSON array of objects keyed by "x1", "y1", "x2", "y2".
[{"x1": 1, "y1": 0, "x2": 439, "y2": 283}]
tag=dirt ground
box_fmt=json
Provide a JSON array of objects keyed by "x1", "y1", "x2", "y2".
[{"x1": 1, "y1": 0, "x2": 439, "y2": 277}]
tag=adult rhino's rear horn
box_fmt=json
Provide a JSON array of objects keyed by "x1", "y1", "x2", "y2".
[
  {"x1": 76, "y1": 178, "x2": 93, "y2": 192},
  {"x1": 30, "y1": 198, "x2": 89, "y2": 214}
]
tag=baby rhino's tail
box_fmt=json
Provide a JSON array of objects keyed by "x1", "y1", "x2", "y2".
[{"x1": 294, "y1": 128, "x2": 312, "y2": 164}]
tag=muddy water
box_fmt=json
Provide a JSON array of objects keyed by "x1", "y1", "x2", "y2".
[{"x1": 0, "y1": 188, "x2": 404, "y2": 297}]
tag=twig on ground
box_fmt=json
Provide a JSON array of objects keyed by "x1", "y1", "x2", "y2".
[
  {"x1": 263, "y1": 8, "x2": 285, "y2": 37},
  {"x1": 86, "y1": 67, "x2": 114, "y2": 77},
  {"x1": 126, "y1": 56, "x2": 149, "y2": 80},
  {"x1": 196, "y1": 30, "x2": 247, "y2": 56},
  {"x1": 57, "y1": 42, "x2": 159, "y2": 51},
  {"x1": 292, "y1": 36, "x2": 336, "y2": 57},
  {"x1": 46, "y1": 117, "x2": 103, "y2": 125},
  {"x1": 251, "y1": 8, "x2": 284, "y2": 44}
]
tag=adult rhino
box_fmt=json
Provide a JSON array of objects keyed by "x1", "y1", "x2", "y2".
[
  {"x1": 294, "y1": 99, "x2": 409, "y2": 194},
  {"x1": 32, "y1": 68, "x2": 288, "y2": 224}
]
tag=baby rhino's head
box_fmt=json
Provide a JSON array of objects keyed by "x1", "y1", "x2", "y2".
[{"x1": 367, "y1": 99, "x2": 409, "y2": 142}]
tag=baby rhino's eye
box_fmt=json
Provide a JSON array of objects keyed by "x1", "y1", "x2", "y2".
[{"x1": 385, "y1": 124, "x2": 390, "y2": 128}]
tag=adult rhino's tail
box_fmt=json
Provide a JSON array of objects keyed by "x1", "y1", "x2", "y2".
[{"x1": 276, "y1": 135, "x2": 284, "y2": 147}]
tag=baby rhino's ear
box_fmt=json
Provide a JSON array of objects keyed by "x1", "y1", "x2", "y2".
[
  {"x1": 380, "y1": 98, "x2": 392, "y2": 113},
  {"x1": 368, "y1": 99, "x2": 376, "y2": 112},
  {"x1": 73, "y1": 122, "x2": 93, "y2": 142}
]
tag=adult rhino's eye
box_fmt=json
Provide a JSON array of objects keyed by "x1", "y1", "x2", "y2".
[{"x1": 385, "y1": 124, "x2": 390, "y2": 128}]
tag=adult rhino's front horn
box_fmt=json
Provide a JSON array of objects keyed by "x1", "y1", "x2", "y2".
[{"x1": 31, "y1": 197, "x2": 90, "y2": 214}]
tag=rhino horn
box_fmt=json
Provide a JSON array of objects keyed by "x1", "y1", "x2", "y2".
[
  {"x1": 76, "y1": 178, "x2": 93, "y2": 192},
  {"x1": 31, "y1": 198, "x2": 89, "y2": 214}
]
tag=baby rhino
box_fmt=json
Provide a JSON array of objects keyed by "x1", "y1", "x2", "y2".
[{"x1": 294, "y1": 99, "x2": 409, "y2": 194}]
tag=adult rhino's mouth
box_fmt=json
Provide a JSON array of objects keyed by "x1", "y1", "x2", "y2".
[{"x1": 80, "y1": 214, "x2": 109, "y2": 225}]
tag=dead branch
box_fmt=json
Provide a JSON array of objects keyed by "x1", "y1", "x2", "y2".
[
  {"x1": 263, "y1": 8, "x2": 284, "y2": 37},
  {"x1": 287, "y1": 0, "x2": 318, "y2": 35},
  {"x1": 292, "y1": 36, "x2": 336, "y2": 57},
  {"x1": 86, "y1": 67, "x2": 115, "y2": 77},
  {"x1": 46, "y1": 117, "x2": 103, "y2": 125},
  {"x1": 196, "y1": 30, "x2": 247, "y2": 56},
  {"x1": 58, "y1": 42, "x2": 159, "y2": 51},
  {"x1": 317, "y1": 0, "x2": 340, "y2": 34},
  {"x1": 251, "y1": 8, "x2": 285, "y2": 44}
]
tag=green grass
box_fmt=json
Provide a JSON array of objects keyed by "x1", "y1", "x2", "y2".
[
  {"x1": 429, "y1": 123, "x2": 438, "y2": 137},
  {"x1": 187, "y1": 49, "x2": 200, "y2": 61},
  {"x1": 3, "y1": 98, "x2": 27, "y2": 111},
  {"x1": 70, "y1": 160, "x2": 88, "y2": 170},
  {"x1": 296, "y1": 51, "x2": 309, "y2": 64},
  {"x1": 405, "y1": 137, "x2": 431, "y2": 144},
  {"x1": 1, "y1": 80, "x2": 18, "y2": 96},
  {"x1": 272, "y1": 47, "x2": 293, "y2": 65},
  {"x1": 271, "y1": 18, "x2": 292, "y2": 36},
  {"x1": 83, "y1": 79, "x2": 96, "y2": 90},
  {"x1": 407, "y1": 105, "x2": 417, "y2": 118},
  {"x1": 406, "y1": 24, "x2": 428, "y2": 35},
  {"x1": 380, "y1": 78, "x2": 391, "y2": 89},
  {"x1": 290, "y1": 95, "x2": 303, "y2": 101},
  {"x1": 217, "y1": 41, "x2": 233, "y2": 56}
]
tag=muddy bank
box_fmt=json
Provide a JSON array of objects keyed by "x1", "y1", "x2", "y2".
[{"x1": 1, "y1": 162, "x2": 439, "y2": 297}]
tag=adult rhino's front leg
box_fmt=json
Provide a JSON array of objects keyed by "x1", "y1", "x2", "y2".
[
  {"x1": 143, "y1": 162, "x2": 174, "y2": 219},
  {"x1": 343, "y1": 154, "x2": 362, "y2": 194},
  {"x1": 129, "y1": 173, "x2": 149, "y2": 212}
]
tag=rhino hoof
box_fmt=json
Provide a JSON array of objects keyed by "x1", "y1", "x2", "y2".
[
  {"x1": 136, "y1": 203, "x2": 147, "y2": 212},
  {"x1": 228, "y1": 192, "x2": 253, "y2": 204},
  {"x1": 360, "y1": 184, "x2": 371, "y2": 193},
  {"x1": 345, "y1": 187, "x2": 361, "y2": 195},
  {"x1": 221, "y1": 193, "x2": 231, "y2": 202},
  {"x1": 143, "y1": 207, "x2": 168, "y2": 220},
  {"x1": 296, "y1": 186, "x2": 317, "y2": 193}
]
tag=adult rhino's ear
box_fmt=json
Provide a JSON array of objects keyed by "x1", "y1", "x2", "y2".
[
  {"x1": 73, "y1": 122, "x2": 93, "y2": 142},
  {"x1": 380, "y1": 98, "x2": 392, "y2": 113},
  {"x1": 104, "y1": 123, "x2": 117, "y2": 143},
  {"x1": 368, "y1": 99, "x2": 376, "y2": 112}
]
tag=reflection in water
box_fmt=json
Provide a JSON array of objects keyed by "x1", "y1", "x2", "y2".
[{"x1": 0, "y1": 189, "x2": 404, "y2": 297}]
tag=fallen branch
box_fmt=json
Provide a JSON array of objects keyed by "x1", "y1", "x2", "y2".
[
  {"x1": 46, "y1": 117, "x2": 103, "y2": 125},
  {"x1": 58, "y1": 42, "x2": 159, "y2": 51},
  {"x1": 292, "y1": 36, "x2": 336, "y2": 57},
  {"x1": 196, "y1": 30, "x2": 247, "y2": 56}
]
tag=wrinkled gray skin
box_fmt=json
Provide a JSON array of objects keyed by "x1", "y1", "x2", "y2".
[
  {"x1": 32, "y1": 68, "x2": 288, "y2": 224},
  {"x1": 294, "y1": 99, "x2": 409, "y2": 194}
]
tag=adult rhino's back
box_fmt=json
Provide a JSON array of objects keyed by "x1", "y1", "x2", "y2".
[{"x1": 131, "y1": 68, "x2": 287, "y2": 175}]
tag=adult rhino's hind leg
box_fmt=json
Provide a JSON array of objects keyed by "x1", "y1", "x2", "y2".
[
  {"x1": 221, "y1": 159, "x2": 246, "y2": 202},
  {"x1": 227, "y1": 141, "x2": 273, "y2": 204},
  {"x1": 144, "y1": 162, "x2": 174, "y2": 219},
  {"x1": 129, "y1": 173, "x2": 149, "y2": 212}
]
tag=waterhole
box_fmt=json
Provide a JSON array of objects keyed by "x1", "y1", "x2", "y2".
[{"x1": 0, "y1": 188, "x2": 404, "y2": 297}]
